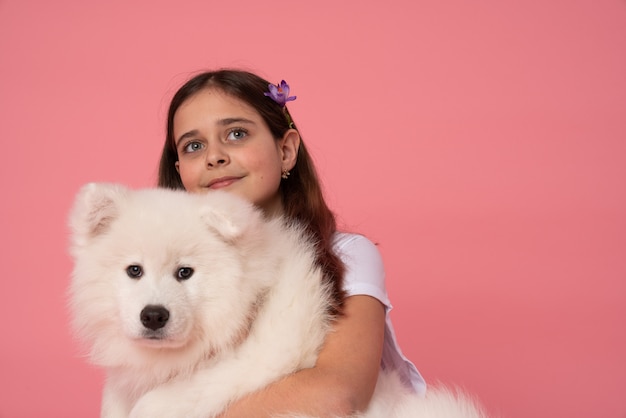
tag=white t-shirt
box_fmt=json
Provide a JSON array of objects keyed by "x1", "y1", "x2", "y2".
[{"x1": 333, "y1": 232, "x2": 427, "y2": 395}]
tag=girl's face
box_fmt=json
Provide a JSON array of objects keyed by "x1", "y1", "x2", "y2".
[{"x1": 173, "y1": 88, "x2": 299, "y2": 216}]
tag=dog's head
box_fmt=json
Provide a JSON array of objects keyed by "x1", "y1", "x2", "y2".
[{"x1": 68, "y1": 183, "x2": 272, "y2": 367}]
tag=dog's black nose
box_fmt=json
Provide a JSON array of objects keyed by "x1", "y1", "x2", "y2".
[{"x1": 140, "y1": 305, "x2": 170, "y2": 330}]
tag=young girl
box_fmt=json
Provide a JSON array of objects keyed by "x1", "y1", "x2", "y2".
[{"x1": 157, "y1": 69, "x2": 425, "y2": 417}]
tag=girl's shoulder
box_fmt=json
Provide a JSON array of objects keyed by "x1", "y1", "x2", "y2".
[
  {"x1": 333, "y1": 232, "x2": 388, "y2": 302},
  {"x1": 332, "y1": 232, "x2": 379, "y2": 255}
]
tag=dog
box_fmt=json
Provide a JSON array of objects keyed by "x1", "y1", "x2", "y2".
[{"x1": 68, "y1": 183, "x2": 489, "y2": 418}]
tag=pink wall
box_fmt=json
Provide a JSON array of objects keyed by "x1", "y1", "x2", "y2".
[{"x1": 1, "y1": 1, "x2": 625, "y2": 417}]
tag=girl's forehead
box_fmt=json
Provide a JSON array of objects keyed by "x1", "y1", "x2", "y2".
[
  {"x1": 173, "y1": 87, "x2": 266, "y2": 137},
  {"x1": 179, "y1": 88, "x2": 259, "y2": 117}
]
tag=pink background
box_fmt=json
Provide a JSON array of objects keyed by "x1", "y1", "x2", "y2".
[{"x1": 1, "y1": 1, "x2": 625, "y2": 417}]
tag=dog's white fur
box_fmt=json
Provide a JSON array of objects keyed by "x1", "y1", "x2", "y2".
[{"x1": 68, "y1": 183, "x2": 489, "y2": 418}]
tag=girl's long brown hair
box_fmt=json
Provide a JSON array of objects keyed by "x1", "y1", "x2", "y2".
[{"x1": 158, "y1": 69, "x2": 345, "y2": 315}]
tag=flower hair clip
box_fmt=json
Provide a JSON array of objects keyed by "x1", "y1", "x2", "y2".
[
  {"x1": 264, "y1": 80, "x2": 296, "y2": 107},
  {"x1": 264, "y1": 80, "x2": 297, "y2": 128}
]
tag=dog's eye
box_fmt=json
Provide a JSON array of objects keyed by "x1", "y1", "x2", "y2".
[
  {"x1": 176, "y1": 267, "x2": 194, "y2": 281},
  {"x1": 126, "y1": 265, "x2": 143, "y2": 279}
]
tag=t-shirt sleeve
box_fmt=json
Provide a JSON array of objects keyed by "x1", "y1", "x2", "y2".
[{"x1": 334, "y1": 233, "x2": 392, "y2": 310}]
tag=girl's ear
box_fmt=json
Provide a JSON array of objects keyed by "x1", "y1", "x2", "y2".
[{"x1": 279, "y1": 128, "x2": 300, "y2": 171}]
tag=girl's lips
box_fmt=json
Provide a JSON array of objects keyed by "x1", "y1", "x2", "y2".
[{"x1": 207, "y1": 176, "x2": 240, "y2": 189}]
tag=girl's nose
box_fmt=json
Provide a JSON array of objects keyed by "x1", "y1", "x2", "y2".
[{"x1": 205, "y1": 145, "x2": 229, "y2": 168}]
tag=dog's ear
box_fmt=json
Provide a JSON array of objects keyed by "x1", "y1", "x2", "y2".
[
  {"x1": 69, "y1": 183, "x2": 128, "y2": 248},
  {"x1": 199, "y1": 191, "x2": 263, "y2": 242}
]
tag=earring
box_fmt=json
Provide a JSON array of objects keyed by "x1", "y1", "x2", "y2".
[{"x1": 281, "y1": 169, "x2": 290, "y2": 179}]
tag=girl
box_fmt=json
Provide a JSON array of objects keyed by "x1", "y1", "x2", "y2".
[{"x1": 157, "y1": 69, "x2": 425, "y2": 417}]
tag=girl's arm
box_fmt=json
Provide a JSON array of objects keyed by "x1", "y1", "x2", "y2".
[{"x1": 219, "y1": 294, "x2": 386, "y2": 418}]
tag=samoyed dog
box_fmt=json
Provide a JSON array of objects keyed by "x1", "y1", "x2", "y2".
[{"x1": 68, "y1": 183, "x2": 489, "y2": 418}]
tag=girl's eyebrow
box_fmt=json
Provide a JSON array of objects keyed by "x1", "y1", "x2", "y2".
[
  {"x1": 217, "y1": 117, "x2": 256, "y2": 126},
  {"x1": 175, "y1": 118, "x2": 257, "y2": 146},
  {"x1": 176, "y1": 130, "x2": 200, "y2": 147}
]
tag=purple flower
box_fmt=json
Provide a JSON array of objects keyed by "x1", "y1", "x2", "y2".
[{"x1": 264, "y1": 80, "x2": 296, "y2": 107}]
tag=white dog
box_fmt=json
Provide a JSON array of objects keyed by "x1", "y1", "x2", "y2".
[{"x1": 68, "y1": 183, "x2": 489, "y2": 418}]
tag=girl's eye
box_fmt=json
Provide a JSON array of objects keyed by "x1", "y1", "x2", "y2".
[
  {"x1": 183, "y1": 141, "x2": 204, "y2": 153},
  {"x1": 126, "y1": 265, "x2": 143, "y2": 279},
  {"x1": 176, "y1": 267, "x2": 194, "y2": 281},
  {"x1": 226, "y1": 129, "x2": 248, "y2": 141}
]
